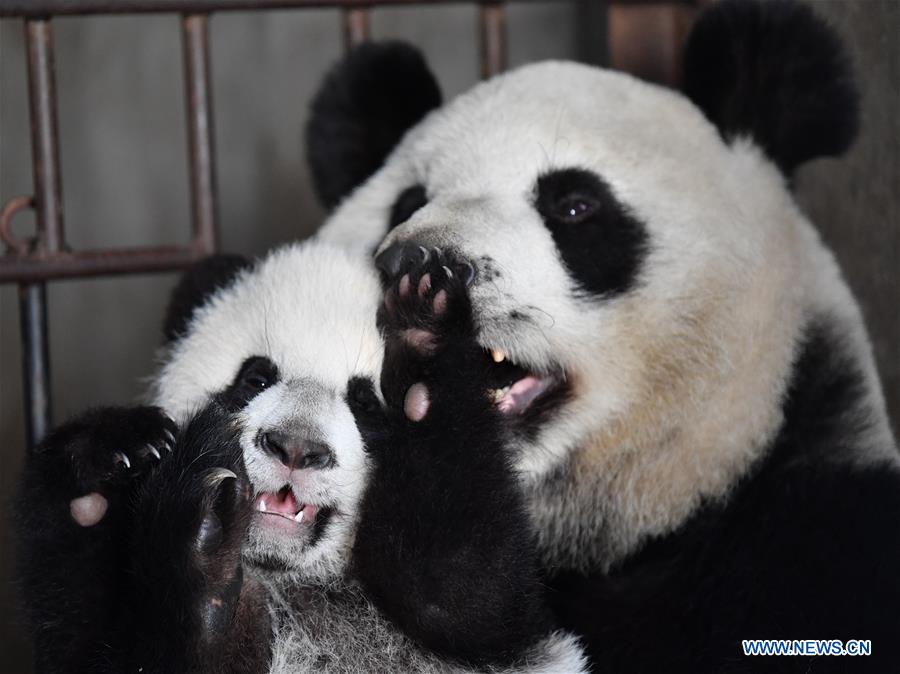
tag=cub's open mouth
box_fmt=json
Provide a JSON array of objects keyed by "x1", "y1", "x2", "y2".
[
  {"x1": 483, "y1": 347, "x2": 564, "y2": 416},
  {"x1": 253, "y1": 485, "x2": 332, "y2": 529}
]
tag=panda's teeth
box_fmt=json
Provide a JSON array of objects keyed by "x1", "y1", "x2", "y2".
[
  {"x1": 294, "y1": 509, "x2": 304, "y2": 523},
  {"x1": 258, "y1": 499, "x2": 267, "y2": 513},
  {"x1": 491, "y1": 349, "x2": 506, "y2": 363}
]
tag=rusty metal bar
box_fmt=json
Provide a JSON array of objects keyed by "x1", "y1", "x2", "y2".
[
  {"x1": 0, "y1": 245, "x2": 206, "y2": 283},
  {"x1": 478, "y1": 1, "x2": 506, "y2": 79},
  {"x1": 182, "y1": 14, "x2": 218, "y2": 253},
  {"x1": 343, "y1": 6, "x2": 371, "y2": 47},
  {"x1": 25, "y1": 20, "x2": 65, "y2": 255},
  {"x1": 0, "y1": 0, "x2": 548, "y2": 18},
  {"x1": 19, "y1": 284, "x2": 51, "y2": 448},
  {"x1": 607, "y1": 0, "x2": 698, "y2": 86},
  {"x1": 18, "y1": 18, "x2": 65, "y2": 449}
]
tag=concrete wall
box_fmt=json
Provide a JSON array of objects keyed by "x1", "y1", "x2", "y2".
[{"x1": 1, "y1": 1, "x2": 897, "y2": 669}]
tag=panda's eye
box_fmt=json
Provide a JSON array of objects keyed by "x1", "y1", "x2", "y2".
[
  {"x1": 245, "y1": 374, "x2": 271, "y2": 391},
  {"x1": 235, "y1": 356, "x2": 279, "y2": 393},
  {"x1": 555, "y1": 196, "x2": 598, "y2": 224}
]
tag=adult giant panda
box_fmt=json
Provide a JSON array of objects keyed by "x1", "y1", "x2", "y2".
[
  {"x1": 16, "y1": 241, "x2": 586, "y2": 673},
  {"x1": 306, "y1": 1, "x2": 900, "y2": 670}
]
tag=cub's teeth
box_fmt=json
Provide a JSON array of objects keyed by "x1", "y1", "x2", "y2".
[
  {"x1": 491, "y1": 349, "x2": 506, "y2": 363},
  {"x1": 258, "y1": 499, "x2": 267, "y2": 513},
  {"x1": 294, "y1": 510, "x2": 305, "y2": 523}
]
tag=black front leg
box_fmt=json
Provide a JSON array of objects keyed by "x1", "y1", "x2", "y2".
[
  {"x1": 351, "y1": 250, "x2": 552, "y2": 667},
  {"x1": 14, "y1": 406, "x2": 176, "y2": 673},
  {"x1": 124, "y1": 403, "x2": 271, "y2": 674}
]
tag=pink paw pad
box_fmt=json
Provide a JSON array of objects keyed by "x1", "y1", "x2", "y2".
[{"x1": 70, "y1": 492, "x2": 109, "y2": 527}]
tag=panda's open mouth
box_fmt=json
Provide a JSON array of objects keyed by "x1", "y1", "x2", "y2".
[
  {"x1": 253, "y1": 485, "x2": 333, "y2": 530},
  {"x1": 483, "y1": 348, "x2": 564, "y2": 417}
]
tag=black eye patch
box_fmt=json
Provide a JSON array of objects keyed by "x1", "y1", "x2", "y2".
[
  {"x1": 345, "y1": 376, "x2": 386, "y2": 450},
  {"x1": 387, "y1": 184, "x2": 428, "y2": 232},
  {"x1": 220, "y1": 356, "x2": 280, "y2": 411},
  {"x1": 534, "y1": 168, "x2": 649, "y2": 298}
]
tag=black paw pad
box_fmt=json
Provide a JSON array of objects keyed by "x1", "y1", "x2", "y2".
[{"x1": 379, "y1": 248, "x2": 474, "y2": 352}]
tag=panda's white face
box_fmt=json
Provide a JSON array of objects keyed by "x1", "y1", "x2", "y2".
[
  {"x1": 153, "y1": 242, "x2": 384, "y2": 581},
  {"x1": 319, "y1": 61, "x2": 803, "y2": 490}
]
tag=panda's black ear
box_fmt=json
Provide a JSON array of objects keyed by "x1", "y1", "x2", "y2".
[
  {"x1": 682, "y1": 0, "x2": 859, "y2": 175},
  {"x1": 163, "y1": 254, "x2": 251, "y2": 343},
  {"x1": 306, "y1": 41, "x2": 442, "y2": 210}
]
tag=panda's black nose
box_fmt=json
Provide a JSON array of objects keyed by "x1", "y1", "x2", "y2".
[
  {"x1": 260, "y1": 431, "x2": 334, "y2": 470},
  {"x1": 374, "y1": 241, "x2": 420, "y2": 280}
]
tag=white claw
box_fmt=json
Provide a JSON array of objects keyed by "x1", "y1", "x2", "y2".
[
  {"x1": 204, "y1": 468, "x2": 237, "y2": 488},
  {"x1": 418, "y1": 246, "x2": 429, "y2": 262},
  {"x1": 442, "y1": 265, "x2": 453, "y2": 279},
  {"x1": 294, "y1": 510, "x2": 304, "y2": 523},
  {"x1": 147, "y1": 444, "x2": 161, "y2": 460},
  {"x1": 164, "y1": 442, "x2": 173, "y2": 453},
  {"x1": 258, "y1": 499, "x2": 267, "y2": 513},
  {"x1": 116, "y1": 452, "x2": 131, "y2": 469},
  {"x1": 163, "y1": 428, "x2": 176, "y2": 444}
]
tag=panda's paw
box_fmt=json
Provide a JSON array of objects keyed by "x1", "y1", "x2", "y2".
[
  {"x1": 192, "y1": 468, "x2": 251, "y2": 645},
  {"x1": 378, "y1": 248, "x2": 475, "y2": 355},
  {"x1": 130, "y1": 457, "x2": 254, "y2": 659},
  {"x1": 61, "y1": 406, "x2": 176, "y2": 489},
  {"x1": 35, "y1": 406, "x2": 176, "y2": 526}
]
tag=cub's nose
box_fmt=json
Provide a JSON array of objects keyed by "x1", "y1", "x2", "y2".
[
  {"x1": 260, "y1": 431, "x2": 334, "y2": 470},
  {"x1": 374, "y1": 241, "x2": 421, "y2": 280}
]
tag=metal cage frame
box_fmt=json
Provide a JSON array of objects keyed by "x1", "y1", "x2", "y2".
[{"x1": 0, "y1": 0, "x2": 698, "y2": 450}]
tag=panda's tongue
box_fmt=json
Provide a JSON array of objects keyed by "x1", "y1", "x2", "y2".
[{"x1": 497, "y1": 375, "x2": 553, "y2": 414}]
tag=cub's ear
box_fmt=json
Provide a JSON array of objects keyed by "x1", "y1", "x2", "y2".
[
  {"x1": 306, "y1": 41, "x2": 442, "y2": 210},
  {"x1": 163, "y1": 254, "x2": 251, "y2": 343},
  {"x1": 682, "y1": 0, "x2": 859, "y2": 175}
]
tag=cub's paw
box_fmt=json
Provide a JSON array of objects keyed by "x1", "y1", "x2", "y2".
[
  {"x1": 35, "y1": 406, "x2": 177, "y2": 526},
  {"x1": 378, "y1": 250, "x2": 494, "y2": 423},
  {"x1": 378, "y1": 248, "x2": 475, "y2": 356},
  {"x1": 130, "y1": 405, "x2": 252, "y2": 655},
  {"x1": 50, "y1": 406, "x2": 176, "y2": 490},
  {"x1": 193, "y1": 468, "x2": 251, "y2": 645}
]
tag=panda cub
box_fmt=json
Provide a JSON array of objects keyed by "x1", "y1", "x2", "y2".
[{"x1": 15, "y1": 240, "x2": 586, "y2": 674}]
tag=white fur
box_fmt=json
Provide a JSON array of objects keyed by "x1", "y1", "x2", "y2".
[
  {"x1": 318, "y1": 61, "x2": 897, "y2": 570},
  {"x1": 264, "y1": 578, "x2": 586, "y2": 674}
]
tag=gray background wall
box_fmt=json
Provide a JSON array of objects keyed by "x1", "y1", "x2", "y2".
[{"x1": 1, "y1": 1, "x2": 896, "y2": 670}]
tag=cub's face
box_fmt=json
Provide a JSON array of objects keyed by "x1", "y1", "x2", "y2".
[
  {"x1": 222, "y1": 355, "x2": 375, "y2": 580},
  {"x1": 154, "y1": 243, "x2": 384, "y2": 580},
  {"x1": 318, "y1": 62, "x2": 802, "y2": 479}
]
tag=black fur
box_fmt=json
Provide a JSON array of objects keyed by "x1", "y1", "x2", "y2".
[
  {"x1": 547, "y1": 322, "x2": 900, "y2": 673},
  {"x1": 388, "y1": 183, "x2": 429, "y2": 232},
  {"x1": 350, "y1": 250, "x2": 556, "y2": 666},
  {"x1": 535, "y1": 168, "x2": 649, "y2": 298},
  {"x1": 306, "y1": 42, "x2": 442, "y2": 209},
  {"x1": 163, "y1": 254, "x2": 251, "y2": 343},
  {"x1": 683, "y1": 0, "x2": 859, "y2": 175},
  {"x1": 14, "y1": 403, "x2": 270, "y2": 673}
]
